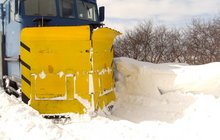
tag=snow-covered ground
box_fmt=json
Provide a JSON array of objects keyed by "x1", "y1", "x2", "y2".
[{"x1": 0, "y1": 57, "x2": 220, "y2": 140}]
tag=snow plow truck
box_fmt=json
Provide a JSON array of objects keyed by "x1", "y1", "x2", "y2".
[{"x1": 0, "y1": 0, "x2": 120, "y2": 115}]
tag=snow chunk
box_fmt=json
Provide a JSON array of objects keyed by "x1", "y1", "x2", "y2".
[
  {"x1": 57, "y1": 71, "x2": 65, "y2": 78},
  {"x1": 39, "y1": 71, "x2": 46, "y2": 79},
  {"x1": 74, "y1": 93, "x2": 91, "y2": 111}
]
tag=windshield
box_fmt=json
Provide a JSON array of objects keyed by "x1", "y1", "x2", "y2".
[
  {"x1": 23, "y1": 0, "x2": 98, "y2": 22},
  {"x1": 24, "y1": 0, "x2": 57, "y2": 16},
  {"x1": 76, "y1": 0, "x2": 97, "y2": 21}
]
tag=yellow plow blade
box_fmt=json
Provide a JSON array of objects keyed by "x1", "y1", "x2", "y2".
[
  {"x1": 20, "y1": 26, "x2": 120, "y2": 114},
  {"x1": 92, "y1": 28, "x2": 121, "y2": 111}
]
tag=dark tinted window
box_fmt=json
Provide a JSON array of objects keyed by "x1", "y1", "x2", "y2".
[
  {"x1": 76, "y1": 0, "x2": 97, "y2": 21},
  {"x1": 59, "y1": 0, "x2": 75, "y2": 18},
  {"x1": 24, "y1": 0, "x2": 56, "y2": 16}
]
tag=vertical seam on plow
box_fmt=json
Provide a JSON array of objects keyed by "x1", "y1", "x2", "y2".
[{"x1": 110, "y1": 45, "x2": 113, "y2": 52}]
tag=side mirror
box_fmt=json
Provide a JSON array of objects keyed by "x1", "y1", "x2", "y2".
[
  {"x1": 0, "y1": 3, "x2": 5, "y2": 20},
  {"x1": 99, "y1": 6, "x2": 105, "y2": 22},
  {"x1": 15, "y1": 0, "x2": 19, "y2": 15},
  {"x1": 0, "y1": 4, "x2": 3, "y2": 19}
]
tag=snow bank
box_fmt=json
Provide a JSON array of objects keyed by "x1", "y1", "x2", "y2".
[
  {"x1": 1, "y1": 57, "x2": 220, "y2": 140},
  {"x1": 0, "y1": 89, "x2": 77, "y2": 140},
  {"x1": 115, "y1": 57, "x2": 220, "y2": 96},
  {"x1": 113, "y1": 57, "x2": 220, "y2": 123}
]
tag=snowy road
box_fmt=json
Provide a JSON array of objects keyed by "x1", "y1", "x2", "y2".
[{"x1": 0, "y1": 57, "x2": 220, "y2": 140}]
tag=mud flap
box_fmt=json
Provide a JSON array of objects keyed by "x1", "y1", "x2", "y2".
[{"x1": 20, "y1": 26, "x2": 120, "y2": 114}]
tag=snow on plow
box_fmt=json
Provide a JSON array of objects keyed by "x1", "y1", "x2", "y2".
[{"x1": 20, "y1": 26, "x2": 121, "y2": 114}]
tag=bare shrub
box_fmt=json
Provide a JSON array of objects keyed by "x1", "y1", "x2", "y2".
[{"x1": 114, "y1": 16, "x2": 220, "y2": 64}]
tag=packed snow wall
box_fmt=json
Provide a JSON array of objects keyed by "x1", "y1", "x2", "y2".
[
  {"x1": 113, "y1": 57, "x2": 220, "y2": 123},
  {"x1": 115, "y1": 57, "x2": 220, "y2": 96}
]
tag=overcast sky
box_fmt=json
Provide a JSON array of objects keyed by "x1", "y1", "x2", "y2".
[
  {"x1": 0, "y1": 0, "x2": 219, "y2": 32},
  {"x1": 97, "y1": 0, "x2": 220, "y2": 32}
]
